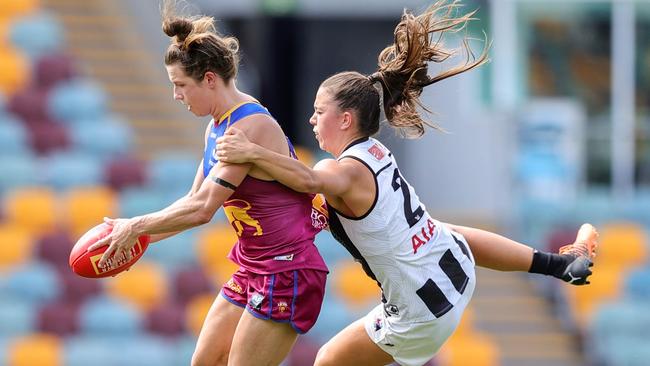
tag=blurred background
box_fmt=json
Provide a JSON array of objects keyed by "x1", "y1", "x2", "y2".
[{"x1": 0, "y1": 0, "x2": 648, "y2": 365}]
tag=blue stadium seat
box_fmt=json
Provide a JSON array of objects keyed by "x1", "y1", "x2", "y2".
[
  {"x1": 48, "y1": 79, "x2": 108, "y2": 123},
  {"x1": 64, "y1": 336, "x2": 119, "y2": 366},
  {"x1": 65, "y1": 335, "x2": 175, "y2": 366},
  {"x1": 308, "y1": 294, "x2": 359, "y2": 344},
  {"x1": 0, "y1": 297, "x2": 36, "y2": 338},
  {"x1": 149, "y1": 153, "x2": 198, "y2": 194},
  {"x1": 173, "y1": 336, "x2": 197, "y2": 366},
  {"x1": 144, "y1": 230, "x2": 198, "y2": 270},
  {"x1": 624, "y1": 268, "x2": 650, "y2": 300},
  {"x1": 78, "y1": 295, "x2": 143, "y2": 336},
  {"x1": 0, "y1": 337, "x2": 7, "y2": 366},
  {"x1": 42, "y1": 151, "x2": 102, "y2": 190},
  {"x1": 314, "y1": 231, "x2": 349, "y2": 265},
  {"x1": 113, "y1": 335, "x2": 174, "y2": 366},
  {"x1": 599, "y1": 336, "x2": 650, "y2": 366},
  {"x1": 9, "y1": 12, "x2": 64, "y2": 59},
  {"x1": 0, "y1": 154, "x2": 40, "y2": 192},
  {"x1": 5, "y1": 261, "x2": 61, "y2": 304},
  {"x1": 590, "y1": 300, "x2": 650, "y2": 354},
  {"x1": 70, "y1": 116, "x2": 133, "y2": 160},
  {"x1": 0, "y1": 117, "x2": 30, "y2": 156},
  {"x1": 118, "y1": 187, "x2": 176, "y2": 218}
]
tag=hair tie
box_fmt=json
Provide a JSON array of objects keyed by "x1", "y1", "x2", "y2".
[{"x1": 367, "y1": 72, "x2": 382, "y2": 83}]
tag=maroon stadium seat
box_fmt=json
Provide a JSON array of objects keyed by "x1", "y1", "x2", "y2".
[
  {"x1": 145, "y1": 302, "x2": 186, "y2": 337},
  {"x1": 172, "y1": 267, "x2": 215, "y2": 305},
  {"x1": 56, "y1": 265, "x2": 103, "y2": 304},
  {"x1": 105, "y1": 156, "x2": 147, "y2": 191},
  {"x1": 35, "y1": 53, "x2": 76, "y2": 89},
  {"x1": 36, "y1": 231, "x2": 74, "y2": 267},
  {"x1": 37, "y1": 301, "x2": 79, "y2": 336},
  {"x1": 24, "y1": 119, "x2": 69, "y2": 155},
  {"x1": 7, "y1": 86, "x2": 49, "y2": 122}
]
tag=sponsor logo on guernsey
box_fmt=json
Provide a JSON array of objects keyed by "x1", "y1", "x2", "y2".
[
  {"x1": 277, "y1": 301, "x2": 289, "y2": 313},
  {"x1": 273, "y1": 254, "x2": 294, "y2": 261},
  {"x1": 374, "y1": 317, "x2": 383, "y2": 331},
  {"x1": 249, "y1": 292, "x2": 264, "y2": 310},
  {"x1": 226, "y1": 278, "x2": 244, "y2": 294},
  {"x1": 311, "y1": 194, "x2": 329, "y2": 230},
  {"x1": 367, "y1": 144, "x2": 386, "y2": 161}
]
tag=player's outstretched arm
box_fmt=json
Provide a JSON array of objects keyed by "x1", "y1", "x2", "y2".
[{"x1": 216, "y1": 127, "x2": 353, "y2": 196}]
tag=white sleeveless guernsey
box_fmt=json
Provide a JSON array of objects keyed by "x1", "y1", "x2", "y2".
[{"x1": 327, "y1": 137, "x2": 476, "y2": 366}]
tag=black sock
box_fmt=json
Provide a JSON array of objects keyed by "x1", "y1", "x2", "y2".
[{"x1": 528, "y1": 250, "x2": 571, "y2": 279}]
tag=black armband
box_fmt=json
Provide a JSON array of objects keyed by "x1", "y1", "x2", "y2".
[{"x1": 211, "y1": 176, "x2": 238, "y2": 190}]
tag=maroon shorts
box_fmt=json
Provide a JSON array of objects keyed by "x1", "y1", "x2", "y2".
[{"x1": 221, "y1": 267, "x2": 327, "y2": 334}]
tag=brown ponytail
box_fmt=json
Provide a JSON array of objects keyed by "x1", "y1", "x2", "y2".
[
  {"x1": 322, "y1": 0, "x2": 489, "y2": 139},
  {"x1": 376, "y1": 0, "x2": 489, "y2": 137}
]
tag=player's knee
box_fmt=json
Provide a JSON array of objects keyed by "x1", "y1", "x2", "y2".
[
  {"x1": 314, "y1": 344, "x2": 336, "y2": 366},
  {"x1": 191, "y1": 349, "x2": 229, "y2": 366}
]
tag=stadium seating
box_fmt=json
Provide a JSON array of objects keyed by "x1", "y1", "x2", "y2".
[
  {"x1": 0, "y1": 118, "x2": 30, "y2": 157},
  {"x1": 70, "y1": 115, "x2": 133, "y2": 160},
  {"x1": 184, "y1": 294, "x2": 214, "y2": 337},
  {"x1": 34, "y1": 53, "x2": 76, "y2": 89},
  {"x1": 5, "y1": 261, "x2": 61, "y2": 304},
  {"x1": 0, "y1": 155, "x2": 40, "y2": 192},
  {"x1": 331, "y1": 259, "x2": 380, "y2": 308},
  {"x1": 196, "y1": 224, "x2": 240, "y2": 286},
  {"x1": 4, "y1": 187, "x2": 57, "y2": 235},
  {"x1": 105, "y1": 156, "x2": 147, "y2": 191},
  {"x1": 0, "y1": 225, "x2": 34, "y2": 268},
  {"x1": 145, "y1": 302, "x2": 186, "y2": 337},
  {"x1": 145, "y1": 230, "x2": 199, "y2": 271},
  {"x1": 42, "y1": 152, "x2": 103, "y2": 191},
  {"x1": 60, "y1": 186, "x2": 116, "y2": 237},
  {"x1": 47, "y1": 79, "x2": 108, "y2": 123},
  {"x1": 171, "y1": 266, "x2": 215, "y2": 305},
  {"x1": 105, "y1": 261, "x2": 168, "y2": 312},
  {"x1": 0, "y1": 48, "x2": 29, "y2": 95},
  {"x1": 37, "y1": 301, "x2": 79, "y2": 337},
  {"x1": 7, "y1": 333, "x2": 61, "y2": 366},
  {"x1": 78, "y1": 295, "x2": 142, "y2": 336},
  {"x1": 0, "y1": 298, "x2": 36, "y2": 338}
]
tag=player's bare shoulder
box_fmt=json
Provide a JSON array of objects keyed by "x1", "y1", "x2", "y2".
[{"x1": 228, "y1": 113, "x2": 287, "y2": 153}]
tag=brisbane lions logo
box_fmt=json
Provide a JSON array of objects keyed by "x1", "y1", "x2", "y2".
[{"x1": 223, "y1": 199, "x2": 263, "y2": 237}]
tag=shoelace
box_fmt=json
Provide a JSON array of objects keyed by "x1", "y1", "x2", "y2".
[{"x1": 559, "y1": 241, "x2": 593, "y2": 258}]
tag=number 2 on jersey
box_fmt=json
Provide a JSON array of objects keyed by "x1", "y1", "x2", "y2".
[{"x1": 391, "y1": 168, "x2": 424, "y2": 227}]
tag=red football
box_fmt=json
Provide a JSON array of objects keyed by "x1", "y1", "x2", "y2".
[{"x1": 69, "y1": 223, "x2": 150, "y2": 278}]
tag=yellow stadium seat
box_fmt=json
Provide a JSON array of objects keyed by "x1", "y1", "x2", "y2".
[
  {"x1": 332, "y1": 259, "x2": 380, "y2": 308},
  {"x1": 106, "y1": 260, "x2": 168, "y2": 311},
  {"x1": 293, "y1": 145, "x2": 316, "y2": 167},
  {"x1": 0, "y1": 20, "x2": 9, "y2": 48},
  {"x1": 62, "y1": 186, "x2": 117, "y2": 238},
  {"x1": 196, "y1": 224, "x2": 239, "y2": 286},
  {"x1": 0, "y1": 224, "x2": 34, "y2": 268},
  {"x1": 439, "y1": 331, "x2": 499, "y2": 366},
  {"x1": 185, "y1": 293, "x2": 215, "y2": 337},
  {"x1": 596, "y1": 221, "x2": 647, "y2": 269},
  {"x1": 8, "y1": 333, "x2": 62, "y2": 366},
  {"x1": 4, "y1": 187, "x2": 58, "y2": 234},
  {"x1": 0, "y1": 0, "x2": 38, "y2": 20},
  {"x1": 0, "y1": 47, "x2": 29, "y2": 95}
]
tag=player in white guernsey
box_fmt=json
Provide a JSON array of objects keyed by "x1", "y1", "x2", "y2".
[{"x1": 216, "y1": 2, "x2": 598, "y2": 365}]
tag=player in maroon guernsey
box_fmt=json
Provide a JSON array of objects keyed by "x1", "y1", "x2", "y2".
[{"x1": 87, "y1": 2, "x2": 328, "y2": 365}]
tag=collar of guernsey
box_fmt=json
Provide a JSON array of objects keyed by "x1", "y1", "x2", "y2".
[{"x1": 203, "y1": 101, "x2": 298, "y2": 178}]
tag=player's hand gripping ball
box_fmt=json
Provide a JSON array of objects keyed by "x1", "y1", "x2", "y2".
[{"x1": 69, "y1": 223, "x2": 150, "y2": 278}]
